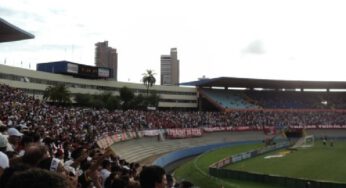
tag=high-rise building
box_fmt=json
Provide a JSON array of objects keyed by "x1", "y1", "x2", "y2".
[
  {"x1": 95, "y1": 41, "x2": 118, "y2": 80},
  {"x1": 161, "y1": 48, "x2": 179, "y2": 85}
]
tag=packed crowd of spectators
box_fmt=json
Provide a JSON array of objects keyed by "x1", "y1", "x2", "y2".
[
  {"x1": 202, "y1": 89, "x2": 346, "y2": 109},
  {"x1": 244, "y1": 90, "x2": 346, "y2": 109},
  {"x1": 0, "y1": 84, "x2": 201, "y2": 188},
  {"x1": 1, "y1": 84, "x2": 346, "y2": 187}
]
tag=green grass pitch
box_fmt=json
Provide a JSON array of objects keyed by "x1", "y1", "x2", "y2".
[
  {"x1": 227, "y1": 140, "x2": 346, "y2": 183},
  {"x1": 174, "y1": 142, "x2": 283, "y2": 188},
  {"x1": 174, "y1": 140, "x2": 346, "y2": 188}
]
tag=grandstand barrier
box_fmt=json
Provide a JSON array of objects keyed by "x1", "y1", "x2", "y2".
[
  {"x1": 209, "y1": 142, "x2": 290, "y2": 169},
  {"x1": 97, "y1": 128, "x2": 204, "y2": 148},
  {"x1": 208, "y1": 141, "x2": 346, "y2": 188},
  {"x1": 97, "y1": 131, "x2": 144, "y2": 148},
  {"x1": 97, "y1": 126, "x2": 346, "y2": 148},
  {"x1": 153, "y1": 140, "x2": 260, "y2": 168},
  {"x1": 290, "y1": 125, "x2": 346, "y2": 129},
  {"x1": 166, "y1": 128, "x2": 203, "y2": 138}
]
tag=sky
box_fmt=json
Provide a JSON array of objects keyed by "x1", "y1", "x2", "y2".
[{"x1": 2, "y1": 0, "x2": 346, "y2": 84}]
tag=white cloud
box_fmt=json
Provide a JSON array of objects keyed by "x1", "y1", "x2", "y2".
[
  {"x1": 242, "y1": 40, "x2": 265, "y2": 55},
  {"x1": 2, "y1": 0, "x2": 346, "y2": 82}
]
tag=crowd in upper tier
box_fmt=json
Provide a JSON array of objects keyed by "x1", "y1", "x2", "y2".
[{"x1": 202, "y1": 88, "x2": 346, "y2": 109}]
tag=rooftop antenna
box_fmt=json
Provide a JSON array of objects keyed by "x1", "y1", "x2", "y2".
[
  {"x1": 71, "y1": 45, "x2": 74, "y2": 61},
  {"x1": 64, "y1": 47, "x2": 67, "y2": 60}
]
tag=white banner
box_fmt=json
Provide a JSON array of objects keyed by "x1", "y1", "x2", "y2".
[
  {"x1": 67, "y1": 63, "x2": 78, "y2": 74},
  {"x1": 98, "y1": 68, "x2": 110, "y2": 77},
  {"x1": 289, "y1": 125, "x2": 346, "y2": 129},
  {"x1": 142, "y1": 129, "x2": 161, "y2": 136}
]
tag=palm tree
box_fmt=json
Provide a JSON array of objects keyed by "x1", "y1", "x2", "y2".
[
  {"x1": 43, "y1": 84, "x2": 71, "y2": 104},
  {"x1": 142, "y1": 69, "x2": 156, "y2": 96}
]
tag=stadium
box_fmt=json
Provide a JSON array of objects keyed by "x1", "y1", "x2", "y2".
[{"x1": 1, "y1": 18, "x2": 346, "y2": 188}]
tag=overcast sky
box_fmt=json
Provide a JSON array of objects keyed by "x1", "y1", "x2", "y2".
[{"x1": 2, "y1": 0, "x2": 346, "y2": 84}]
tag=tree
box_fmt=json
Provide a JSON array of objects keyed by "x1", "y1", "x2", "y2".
[
  {"x1": 119, "y1": 86, "x2": 135, "y2": 110},
  {"x1": 131, "y1": 94, "x2": 147, "y2": 110},
  {"x1": 43, "y1": 84, "x2": 71, "y2": 104},
  {"x1": 74, "y1": 93, "x2": 92, "y2": 106},
  {"x1": 146, "y1": 91, "x2": 160, "y2": 107},
  {"x1": 101, "y1": 92, "x2": 120, "y2": 110},
  {"x1": 74, "y1": 92, "x2": 120, "y2": 110},
  {"x1": 142, "y1": 69, "x2": 156, "y2": 96}
]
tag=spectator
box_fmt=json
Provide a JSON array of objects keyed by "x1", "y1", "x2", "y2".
[
  {"x1": 0, "y1": 121, "x2": 6, "y2": 134},
  {"x1": 0, "y1": 135, "x2": 8, "y2": 153},
  {"x1": 0, "y1": 163, "x2": 30, "y2": 187},
  {"x1": 6, "y1": 128, "x2": 23, "y2": 153},
  {"x1": 64, "y1": 147, "x2": 88, "y2": 177},
  {"x1": 5, "y1": 168, "x2": 73, "y2": 188},
  {"x1": 0, "y1": 151, "x2": 9, "y2": 177},
  {"x1": 100, "y1": 159, "x2": 112, "y2": 187},
  {"x1": 139, "y1": 165, "x2": 166, "y2": 188},
  {"x1": 110, "y1": 177, "x2": 127, "y2": 188},
  {"x1": 177, "y1": 180, "x2": 194, "y2": 188},
  {"x1": 38, "y1": 157, "x2": 65, "y2": 174},
  {"x1": 21, "y1": 143, "x2": 49, "y2": 167},
  {"x1": 166, "y1": 174, "x2": 175, "y2": 188}
]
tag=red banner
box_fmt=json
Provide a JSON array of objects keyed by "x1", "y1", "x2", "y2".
[{"x1": 166, "y1": 128, "x2": 202, "y2": 139}]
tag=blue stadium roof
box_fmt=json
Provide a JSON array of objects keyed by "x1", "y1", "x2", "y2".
[
  {"x1": 0, "y1": 17, "x2": 34, "y2": 43},
  {"x1": 181, "y1": 77, "x2": 346, "y2": 89}
]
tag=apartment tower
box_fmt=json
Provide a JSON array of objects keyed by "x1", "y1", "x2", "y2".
[
  {"x1": 160, "y1": 48, "x2": 179, "y2": 85},
  {"x1": 95, "y1": 41, "x2": 118, "y2": 80}
]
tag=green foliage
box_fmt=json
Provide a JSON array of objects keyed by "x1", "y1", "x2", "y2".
[
  {"x1": 74, "y1": 87, "x2": 159, "y2": 110},
  {"x1": 74, "y1": 93, "x2": 91, "y2": 106},
  {"x1": 74, "y1": 92, "x2": 120, "y2": 110},
  {"x1": 130, "y1": 94, "x2": 147, "y2": 110},
  {"x1": 119, "y1": 86, "x2": 160, "y2": 110},
  {"x1": 142, "y1": 69, "x2": 156, "y2": 96},
  {"x1": 146, "y1": 91, "x2": 160, "y2": 107},
  {"x1": 89, "y1": 97, "x2": 105, "y2": 109},
  {"x1": 105, "y1": 94, "x2": 120, "y2": 110},
  {"x1": 43, "y1": 84, "x2": 71, "y2": 104},
  {"x1": 120, "y1": 86, "x2": 135, "y2": 110}
]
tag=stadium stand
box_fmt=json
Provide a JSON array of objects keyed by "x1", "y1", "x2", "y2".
[
  {"x1": 200, "y1": 88, "x2": 346, "y2": 110},
  {"x1": 201, "y1": 89, "x2": 259, "y2": 109},
  {"x1": 3, "y1": 18, "x2": 346, "y2": 187},
  {"x1": 3, "y1": 81, "x2": 346, "y2": 187}
]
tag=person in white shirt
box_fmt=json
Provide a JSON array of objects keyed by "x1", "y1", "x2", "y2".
[
  {"x1": 100, "y1": 159, "x2": 112, "y2": 188},
  {"x1": 6, "y1": 127, "x2": 23, "y2": 153},
  {"x1": 0, "y1": 151, "x2": 9, "y2": 177}
]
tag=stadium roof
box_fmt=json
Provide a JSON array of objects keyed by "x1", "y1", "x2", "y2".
[
  {"x1": 0, "y1": 18, "x2": 34, "y2": 43},
  {"x1": 181, "y1": 77, "x2": 346, "y2": 89}
]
